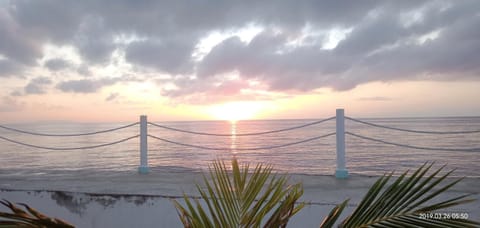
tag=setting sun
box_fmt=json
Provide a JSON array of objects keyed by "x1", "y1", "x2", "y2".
[{"x1": 208, "y1": 101, "x2": 265, "y2": 121}]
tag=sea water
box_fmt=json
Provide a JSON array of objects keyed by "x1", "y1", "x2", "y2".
[{"x1": 1, "y1": 117, "x2": 479, "y2": 177}]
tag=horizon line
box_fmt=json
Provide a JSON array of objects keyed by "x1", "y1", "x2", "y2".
[{"x1": 3, "y1": 114, "x2": 480, "y2": 125}]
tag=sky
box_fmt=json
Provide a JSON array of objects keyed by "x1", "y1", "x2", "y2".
[{"x1": 0, "y1": 0, "x2": 479, "y2": 122}]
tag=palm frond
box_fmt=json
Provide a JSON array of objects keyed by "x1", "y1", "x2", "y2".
[
  {"x1": 0, "y1": 199, "x2": 74, "y2": 228},
  {"x1": 172, "y1": 158, "x2": 304, "y2": 227},
  {"x1": 319, "y1": 199, "x2": 349, "y2": 228},
  {"x1": 321, "y1": 163, "x2": 479, "y2": 228}
]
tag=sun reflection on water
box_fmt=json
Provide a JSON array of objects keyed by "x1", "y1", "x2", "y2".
[{"x1": 230, "y1": 121, "x2": 237, "y2": 153}]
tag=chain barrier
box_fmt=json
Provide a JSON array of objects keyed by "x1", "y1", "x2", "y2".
[
  {"x1": 2, "y1": 115, "x2": 478, "y2": 155},
  {"x1": 0, "y1": 135, "x2": 139, "y2": 151},
  {"x1": 0, "y1": 118, "x2": 337, "y2": 151},
  {"x1": 0, "y1": 122, "x2": 139, "y2": 137},
  {"x1": 148, "y1": 133, "x2": 335, "y2": 151},
  {"x1": 346, "y1": 132, "x2": 480, "y2": 152},
  {"x1": 346, "y1": 117, "x2": 480, "y2": 134},
  {"x1": 147, "y1": 117, "x2": 335, "y2": 136}
]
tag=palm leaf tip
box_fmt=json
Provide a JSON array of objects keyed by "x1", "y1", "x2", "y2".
[
  {"x1": 323, "y1": 163, "x2": 479, "y2": 228},
  {"x1": 172, "y1": 158, "x2": 304, "y2": 227},
  {"x1": 319, "y1": 199, "x2": 349, "y2": 228}
]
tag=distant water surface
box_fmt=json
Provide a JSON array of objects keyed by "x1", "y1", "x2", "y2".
[{"x1": 1, "y1": 117, "x2": 479, "y2": 177}]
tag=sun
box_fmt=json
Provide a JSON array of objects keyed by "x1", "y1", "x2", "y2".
[{"x1": 208, "y1": 101, "x2": 264, "y2": 121}]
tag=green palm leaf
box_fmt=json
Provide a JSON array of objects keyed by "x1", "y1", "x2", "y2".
[
  {"x1": 173, "y1": 158, "x2": 304, "y2": 227},
  {"x1": 320, "y1": 163, "x2": 479, "y2": 228},
  {"x1": 319, "y1": 200, "x2": 349, "y2": 228}
]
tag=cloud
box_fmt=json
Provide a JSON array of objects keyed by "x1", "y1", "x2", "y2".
[
  {"x1": 0, "y1": 8, "x2": 42, "y2": 66},
  {"x1": 358, "y1": 96, "x2": 393, "y2": 101},
  {"x1": 198, "y1": 33, "x2": 349, "y2": 91},
  {"x1": 56, "y1": 76, "x2": 138, "y2": 93},
  {"x1": 125, "y1": 39, "x2": 194, "y2": 74},
  {"x1": 105, "y1": 92, "x2": 119, "y2": 101},
  {"x1": 10, "y1": 0, "x2": 83, "y2": 43},
  {"x1": 0, "y1": 96, "x2": 24, "y2": 112},
  {"x1": 74, "y1": 16, "x2": 115, "y2": 64},
  {"x1": 56, "y1": 79, "x2": 115, "y2": 93},
  {"x1": 76, "y1": 64, "x2": 92, "y2": 76},
  {"x1": 10, "y1": 90, "x2": 22, "y2": 97},
  {"x1": 160, "y1": 77, "x2": 292, "y2": 105},
  {"x1": 197, "y1": 1, "x2": 480, "y2": 92},
  {"x1": 24, "y1": 77, "x2": 52, "y2": 95},
  {"x1": 44, "y1": 58, "x2": 71, "y2": 71},
  {"x1": 1, "y1": 0, "x2": 479, "y2": 102},
  {"x1": 0, "y1": 59, "x2": 22, "y2": 77},
  {"x1": 10, "y1": 77, "x2": 53, "y2": 96}
]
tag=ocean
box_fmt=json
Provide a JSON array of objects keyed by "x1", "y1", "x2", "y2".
[{"x1": 1, "y1": 117, "x2": 479, "y2": 177}]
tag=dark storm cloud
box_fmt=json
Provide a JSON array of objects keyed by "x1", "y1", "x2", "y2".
[{"x1": 1, "y1": 0, "x2": 479, "y2": 99}]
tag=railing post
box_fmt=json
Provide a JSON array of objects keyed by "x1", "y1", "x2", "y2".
[
  {"x1": 138, "y1": 115, "x2": 149, "y2": 174},
  {"x1": 335, "y1": 109, "x2": 348, "y2": 179}
]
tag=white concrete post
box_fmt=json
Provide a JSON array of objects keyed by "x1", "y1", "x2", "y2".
[
  {"x1": 335, "y1": 109, "x2": 348, "y2": 179},
  {"x1": 138, "y1": 115, "x2": 149, "y2": 174}
]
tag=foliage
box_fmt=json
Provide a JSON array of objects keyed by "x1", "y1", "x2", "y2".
[
  {"x1": 320, "y1": 163, "x2": 480, "y2": 228},
  {"x1": 0, "y1": 199, "x2": 74, "y2": 228},
  {"x1": 173, "y1": 158, "x2": 304, "y2": 228}
]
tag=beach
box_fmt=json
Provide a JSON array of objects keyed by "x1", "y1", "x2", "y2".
[{"x1": 1, "y1": 169, "x2": 478, "y2": 227}]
